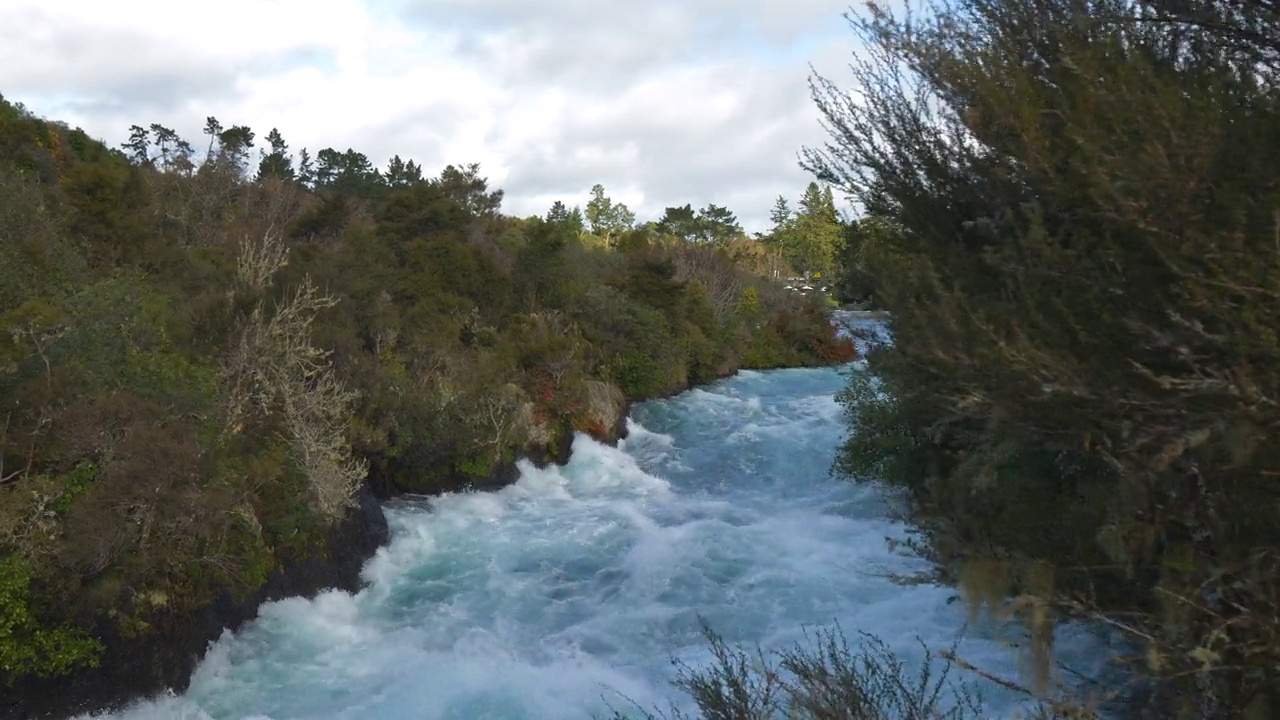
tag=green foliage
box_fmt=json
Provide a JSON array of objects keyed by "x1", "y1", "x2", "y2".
[
  {"x1": 656, "y1": 203, "x2": 744, "y2": 245},
  {"x1": 514, "y1": 217, "x2": 576, "y2": 310},
  {"x1": 60, "y1": 155, "x2": 152, "y2": 266},
  {"x1": 621, "y1": 257, "x2": 687, "y2": 322},
  {"x1": 0, "y1": 170, "x2": 87, "y2": 310},
  {"x1": 383, "y1": 154, "x2": 423, "y2": 188},
  {"x1": 615, "y1": 350, "x2": 670, "y2": 399},
  {"x1": 833, "y1": 220, "x2": 879, "y2": 305},
  {"x1": 48, "y1": 461, "x2": 97, "y2": 514},
  {"x1": 0, "y1": 555, "x2": 101, "y2": 679},
  {"x1": 761, "y1": 182, "x2": 844, "y2": 278},
  {"x1": 816, "y1": 0, "x2": 1280, "y2": 715},
  {"x1": 314, "y1": 147, "x2": 381, "y2": 197},
  {"x1": 257, "y1": 128, "x2": 294, "y2": 181},
  {"x1": 743, "y1": 299, "x2": 858, "y2": 369},
  {"x1": 585, "y1": 183, "x2": 636, "y2": 238},
  {"x1": 737, "y1": 286, "x2": 763, "y2": 326},
  {"x1": 455, "y1": 453, "x2": 492, "y2": 479},
  {"x1": 545, "y1": 200, "x2": 585, "y2": 234}
]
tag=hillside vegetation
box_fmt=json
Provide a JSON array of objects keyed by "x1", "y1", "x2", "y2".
[{"x1": 0, "y1": 96, "x2": 854, "y2": 685}]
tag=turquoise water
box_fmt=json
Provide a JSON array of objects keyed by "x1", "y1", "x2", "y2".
[{"x1": 87, "y1": 319, "x2": 1109, "y2": 719}]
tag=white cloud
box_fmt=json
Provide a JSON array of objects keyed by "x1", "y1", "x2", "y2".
[{"x1": 0, "y1": 0, "x2": 862, "y2": 232}]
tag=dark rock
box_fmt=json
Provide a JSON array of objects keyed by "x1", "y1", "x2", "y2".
[
  {"x1": 612, "y1": 400, "x2": 631, "y2": 442},
  {"x1": 2, "y1": 483, "x2": 388, "y2": 720}
]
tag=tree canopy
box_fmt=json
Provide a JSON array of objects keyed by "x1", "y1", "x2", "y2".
[
  {"x1": 761, "y1": 182, "x2": 843, "y2": 278},
  {"x1": 584, "y1": 183, "x2": 636, "y2": 238},
  {"x1": 656, "y1": 203, "x2": 744, "y2": 245}
]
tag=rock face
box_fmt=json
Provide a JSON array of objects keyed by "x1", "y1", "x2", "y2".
[
  {"x1": 580, "y1": 379, "x2": 630, "y2": 444},
  {"x1": 485, "y1": 381, "x2": 631, "y2": 485},
  {"x1": 2, "y1": 484, "x2": 388, "y2": 720}
]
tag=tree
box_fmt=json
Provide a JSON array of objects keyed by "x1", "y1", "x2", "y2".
[
  {"x1": 545, "y1": 200, "x2": 570, "y2": 224},
  {"x1": 656, "y1": 204, "x2": 699, "y2": 241},
  {"x1": 121, "y1": 126, "x2": 150, "y2": 166},
  {"x1": 585, "y1": 183, "x2": 635, "y2": 237},
  {"x1": 384, "y1": 155, "x2": 423, "y2": 188},
  {"x1": 217, "y1": 126, "x2": 255, "y2": 163},
  {"x1": 792, "y1": 182, "x2": 843, "y2": 277},
  {"x1": 654, "y1": 203, "x2": 742, "y2": 244},
  {"x1": 434, "y1": 163, "x2": 502, "y2": 216},
  {"x1": 314, "y1": 147, "x2": 382, "y2": 197},
  {"x1": 515, "y1": 217, "x2": 574, "y2": 310},
  {"x1": 256, "y1": 128, "x2": 294, "y2": 181},
  {"x1": 831, "y1": 219, "x2": 877, "y2": 305},
  {"x1": 202, "y1": 116, "x2": 223, "y2": 162},
  {"x1": 545, "y1": 200, "x2": 585, "y2": 234},
  {"x1": 761, "y1": 184, "x2": 843, "y2": 278},
  {"x1": 296, "y1": 148, "x2": 314, "y2": 187},
  {"x1": 769, "y1": 195, "x2": 792, "y2": 227},
  {"x1": 695, "y1": 203, "x2": 742, "y2": 245},
  {"x1": 148, "y1": 124, "x2": 194, "y2": 175},
  {"x1": 223, "y1": 232, "x2": 365, "y2": 519},
  {"x1": 200, "y1": 117, "x2": 255, "y2": 175},
  {"x1": 760, "y1": 202, "x2": 795, "y2": 273},
  {"x1": 313, "y1": 148, "x2": 340, "y2": 187}
]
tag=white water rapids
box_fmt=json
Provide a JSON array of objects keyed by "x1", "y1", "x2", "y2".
[{"x1": 88, "y1": 317, "x2": 1115, "y2": 719}]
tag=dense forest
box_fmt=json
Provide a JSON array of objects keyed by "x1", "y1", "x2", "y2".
[
  {"x1": 0, "y1": 90, "x2": 856, "y2": 703},
  {"x1": 814, "y1": 0, "x2": 1280, "y2": 717}
]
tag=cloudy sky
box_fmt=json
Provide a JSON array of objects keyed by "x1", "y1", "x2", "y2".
[{"x1": 0, "y1": 0, "x2": 863, "y2": 233}]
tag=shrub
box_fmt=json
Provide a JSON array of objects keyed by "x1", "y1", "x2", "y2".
[
  {"x1": 0, "y1": 554, "x2": 101, "y2": 679},
  {"x1": 814, "y1": 0, "x2": 1280, "y2": 714}
]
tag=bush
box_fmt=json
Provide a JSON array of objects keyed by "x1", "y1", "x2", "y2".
[
  {"x1": 813, "y1": 0, "x2": 1280, "y2": 715},
  {"x1": 0, "y1": 554, "x2": 101, "y2": 678}
]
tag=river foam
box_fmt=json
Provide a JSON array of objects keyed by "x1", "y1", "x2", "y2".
[{"x1": 87, "y1": 347, "x2": 1112, "y2": 719}]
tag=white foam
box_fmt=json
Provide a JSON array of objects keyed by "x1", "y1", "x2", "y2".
[{"x1": 90, "y1": 347, "x2": 1112, "y2": 719}]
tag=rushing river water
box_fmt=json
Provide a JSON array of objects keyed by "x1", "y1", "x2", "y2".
[{"x1": 88, "y1": 316, "x2": 1112, "y2": 720}]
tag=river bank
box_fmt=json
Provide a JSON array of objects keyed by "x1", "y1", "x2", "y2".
[{"x1": 2, "y1": 396, "x2": 632, "y2": 720}]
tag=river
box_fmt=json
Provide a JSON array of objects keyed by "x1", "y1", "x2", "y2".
[{"x1": 87, "y1": 315, "x2": 1111, "y2": 719}]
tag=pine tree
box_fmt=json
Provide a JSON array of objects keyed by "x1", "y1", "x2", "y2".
[{"x1": 257, "y1": 128, "x2": 294, "y2": 181}]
